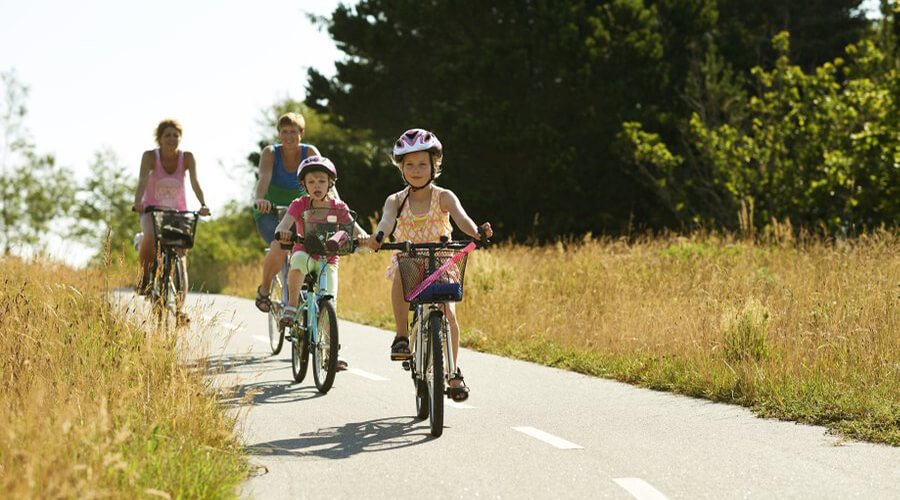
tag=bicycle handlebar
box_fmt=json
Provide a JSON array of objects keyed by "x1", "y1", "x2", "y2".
[
  {"x1": 278, "y1": 234, "x2": 365, "y2": 254},
  {"x1": 373, "y1": 231, "x2": 489, "y2": 252}
]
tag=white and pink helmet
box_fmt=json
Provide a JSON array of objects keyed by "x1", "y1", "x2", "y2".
[
  {"x1": 297, "y1": 155, "x2": 337, "y2": 182},
  {"x1": 392, "y1": 128, "x2": 442, "y2": 157}
]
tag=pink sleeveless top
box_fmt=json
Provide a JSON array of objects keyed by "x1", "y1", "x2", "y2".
[{"x1": 142, "y1": 149, "x2": 187, "y2": 210}]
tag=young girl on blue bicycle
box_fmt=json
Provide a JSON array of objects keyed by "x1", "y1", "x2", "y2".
[
  {"x1": 368, "y1": 129, "x2": 493, "y2": 402},
  {"x1": 274, "y1": 155, "x2": 369, "y2": 327}
]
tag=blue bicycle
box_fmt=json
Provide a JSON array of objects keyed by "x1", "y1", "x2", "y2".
[
  {"x1": 266, "y1": 205, "x2": 292, "y2": 355},
  {"x1": 280, "y1": 207, "x2": 358, "y2": 393}
]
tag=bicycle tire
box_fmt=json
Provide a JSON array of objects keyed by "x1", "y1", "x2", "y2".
[
  {"x1": 268, "y1": 273, "x2": 285, "y2": 355},
  {"x1": 156, "y1": 253, "x2": 174, "y2": 331},
  {"x1": 427, "y1": 312, "x2": 444, "y2": 437},
  {"x1": 291, "y1": 316, "x2": 310, "y2": 383},
  {"x1": 312, "y1": 299, "x2": 339, "y2": 393},
  {"x1": 415, "y1": 375, "x2": 429, "y2": 420},
  {"x1": 174, "y1": 255, "x2": 187, "y2": 325}
]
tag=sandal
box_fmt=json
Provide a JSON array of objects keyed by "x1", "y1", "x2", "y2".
[
  {"x1": 337, "y1": 359, "x2": 349, "y2": 371},
  {"x1": 390, "y1": 336, "x2": 411, "y2": 361},
  {"x1": 280, "y1": 307, "x2": 296, "y2": 328},
  {"x1": 448, "y1": 368, "x2": 470, "y2": 402},
  {"x1": 176, "y1": 311, "x2": 191, "y2": 327},
  {"x1": 255, "y1": 286, "x2": 272, "y2": 313}
]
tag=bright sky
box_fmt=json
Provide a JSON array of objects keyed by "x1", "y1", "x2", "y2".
[
  {"x1": 0, "y1": 0, "x2": 355, "y2": 264},
  {"x1": 0, "y1": 0, "x2": 352, "y2": 209}
]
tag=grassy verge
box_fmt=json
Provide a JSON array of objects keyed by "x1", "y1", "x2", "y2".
[
  {"x1": 0, "y1": 256, "x2": 246, "y2": 498},
  {"x1": 205, "y1": 231, "x2": 899, "y2": 445}
]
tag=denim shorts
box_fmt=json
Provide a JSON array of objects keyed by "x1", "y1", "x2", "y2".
[{"x1": 255, "y1": 212, "x2": 279, "y2": 245}]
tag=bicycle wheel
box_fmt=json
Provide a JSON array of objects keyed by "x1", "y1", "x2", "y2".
[
  {"x1": 267, "y1": 272, "x2": 285, "y2": 355},
  {"x1": 427, "y1": 312, "x2": 445, "y2": 437},
  {"x1": 174, "y1": 255, "x2": 187, "y2": 325},
  {"x1": 312, "y1": 299, "x2": 339, "y2": 394},
  {"x1": 415, "y1": 375, "x2": 429, "y2": 420},
  {"x1": 291, "y1": 314, "x2": 309, "y2": 383},
  {"x1": 156, "y1": 254, "x2": 174, "y2": 331}
]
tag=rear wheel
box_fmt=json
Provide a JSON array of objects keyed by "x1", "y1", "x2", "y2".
[
  {"x1": 268, "y1": 272, "x2": 285, "y2": 355},
  {"x1": 312, "y1": 299, "x2": 339, "y2": 394},
  {"x1": 291, "y1": 314, "x2": 309, "y2": 383},
  {"x1": 427, "y1": 313, "x2": 445, "y2": 437}
]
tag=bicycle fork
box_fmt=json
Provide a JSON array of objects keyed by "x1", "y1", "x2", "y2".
[{"x1": 410, "y1": 306, "x2": 455, "y2": 386}]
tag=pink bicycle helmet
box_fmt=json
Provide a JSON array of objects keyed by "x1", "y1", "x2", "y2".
[
  {"x1": 392, "y1": 128, "x2": 442, "y2": 157},
  {"x1": 297, "y1": 155, "x2": 337, "y2": 182}
]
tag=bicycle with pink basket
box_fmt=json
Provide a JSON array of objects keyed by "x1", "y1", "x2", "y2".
[{"x1": 375, "y1": 231, "x2": 487, "y2": 437}]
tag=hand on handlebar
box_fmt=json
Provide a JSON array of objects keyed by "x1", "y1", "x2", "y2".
[
  {"x1": 479, "y1": 222, "x2": 493, "y2": 240},
  {"x1": 199, "y1": 206, "x2": 211, "y2": 216},
  {"x1": 133, "y1": 203, "x2": 145, "y2": 214},
  {"x1": 256, "y1": 199, "x2": 272, "y2": 213},
  {"x1": 276, "y1": 229, "x2": 293, "y2": 243}
]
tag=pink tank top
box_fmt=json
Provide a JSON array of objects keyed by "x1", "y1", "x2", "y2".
[{"x1": 142, "y1": 149, "x2": 187, "y2": 210}]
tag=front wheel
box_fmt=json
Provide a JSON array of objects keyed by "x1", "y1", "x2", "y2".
[
  {"x1": 268, "y1": 274, "x2": 285, "y2": 355},
  {"x1": 312, "y1": 299, "x2": 339, "y2": 394},
  {"x1": 427, "y1": 313, "x2": 445, "y2": 437}
]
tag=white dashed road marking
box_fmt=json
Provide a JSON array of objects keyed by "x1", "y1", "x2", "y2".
[
  {"x1": 347, "y1": 368, "x2": 389, "y2": 381},
  {"x1": 613, "y1": 478, "x2": 669, "y2": 500},
  {"x1": 446, "y1": 400, "x2": 476, "y2": 409},
  {"x1": 512, "y1": 426, "x2": 583, "y2": 449}
]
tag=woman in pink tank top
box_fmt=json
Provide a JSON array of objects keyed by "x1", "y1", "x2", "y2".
[{"x1": 133, "y1": 120, "x2": 211, "y2": 320}]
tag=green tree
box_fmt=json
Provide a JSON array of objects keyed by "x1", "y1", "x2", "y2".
[
  {"x1": 620, "y1": 28, "x2": 899, "y2": 232},
  {"x1": 70, "y1": 149, "x2": 140, "y2": 265},
  {"x1": 0, "y1": 69, "x2": 74, "y2": 255}
]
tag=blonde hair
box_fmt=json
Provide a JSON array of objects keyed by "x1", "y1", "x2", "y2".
[
  {"x1": 155, "y1": 119, "x2": 183, "y2": 146},
  {"x1": 277, "y1": 112, "x2": 306, "y2": 131}
]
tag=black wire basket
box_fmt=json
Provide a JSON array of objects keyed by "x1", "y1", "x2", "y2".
[{"x1": 301, "y1": 207, "x2": 357, "y2": 256}]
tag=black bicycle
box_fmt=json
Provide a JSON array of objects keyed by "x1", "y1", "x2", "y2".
[
  {"x1": 145, "y1": 207, "x2": 200, "y2": 330},
  {"x1": 376, "y1": 232, "x2": 486, "y2": 437}
]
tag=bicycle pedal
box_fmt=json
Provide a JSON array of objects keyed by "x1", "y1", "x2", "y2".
[{"x1": 401, "y1": 360, "x2": 411, "y2": 371}]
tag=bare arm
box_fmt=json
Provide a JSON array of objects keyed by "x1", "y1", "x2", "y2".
[
  {"x1": 133, "y1": 151, "x2": 154, "y2": 213},
  {"x1": 184, "y1": 152, "x2": 210, "y2": 215},
  {"x1": 441, "y1": 189, "x2": 493, "y2": 239},
  {"x1": 368, "y1": 193, "x2": 402, "y2": 248},
  {"x1": 254, "y1": 146, "x2": 275, "y2": 212}
]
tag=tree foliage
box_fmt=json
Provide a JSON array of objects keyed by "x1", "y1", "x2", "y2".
[
  {"x1": 0, "y1": 70, "x2": 74, "y2": 255},
  {"x1": 304, "y1": 0, "x2": 890, "y2": 238},
  {"x1": 70, "y1": 149, "x2": 139, "y2": 264}
]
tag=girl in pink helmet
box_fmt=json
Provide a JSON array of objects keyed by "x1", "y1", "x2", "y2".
[
  {"x1": 368, "y1": 128, "x2": 493, "y2": 402},
  {"x1": 274, "y1": 155, "x2": 370, "y2": 327}
]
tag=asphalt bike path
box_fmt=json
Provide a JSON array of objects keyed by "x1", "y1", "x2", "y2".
[{"x1": 115, "y1": 291, "x2": 899, "y2": 499}]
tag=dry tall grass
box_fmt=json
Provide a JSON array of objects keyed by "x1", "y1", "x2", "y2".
[
  {"x1": 216, "y1": 231, "x2": 900, "y2": 444},
  {"x1": 0, "y1": 256, "x2": 246, "y2": 498}
]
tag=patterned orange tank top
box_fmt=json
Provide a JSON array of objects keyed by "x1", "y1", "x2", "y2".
[{"x1": 386, "y1": 187, "x2": 452, "y2": 279}]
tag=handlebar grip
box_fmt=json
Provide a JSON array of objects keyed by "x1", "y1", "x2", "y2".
[{"x1": 375, "y1": 231, "x2": 384, "y2": 244}]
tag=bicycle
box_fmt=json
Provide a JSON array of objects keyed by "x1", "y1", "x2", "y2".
[
  {"x1": 144, "y1": 207, "x2": 201, "y2": 330},
  {"x1": 280, "y1": 206, "x2": 358, "y2": 393},
  {"x1": 375, "y1": 231, "x2": 485, "y2": 437},
  {"x1": 265, "y1": 205, "x2": 292, "y2": 355}
]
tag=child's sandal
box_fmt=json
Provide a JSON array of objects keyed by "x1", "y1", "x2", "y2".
[
  {"x1": 255, "y1": 286, "x2": 272, "y2": 313},
  {"x1": 448, "y1": 368, "x2": 469, "y2": 402},
  {"x1": 280, "y1": 306, "x2": 296, "y2": 328},
  {"x1": 390, "y1": 336, "x2": 411, "y2": 361}
]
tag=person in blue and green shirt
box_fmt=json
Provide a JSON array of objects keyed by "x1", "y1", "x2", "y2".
[{"x1": 253, "y1": 112, "x2": 320, "y2": 312}]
